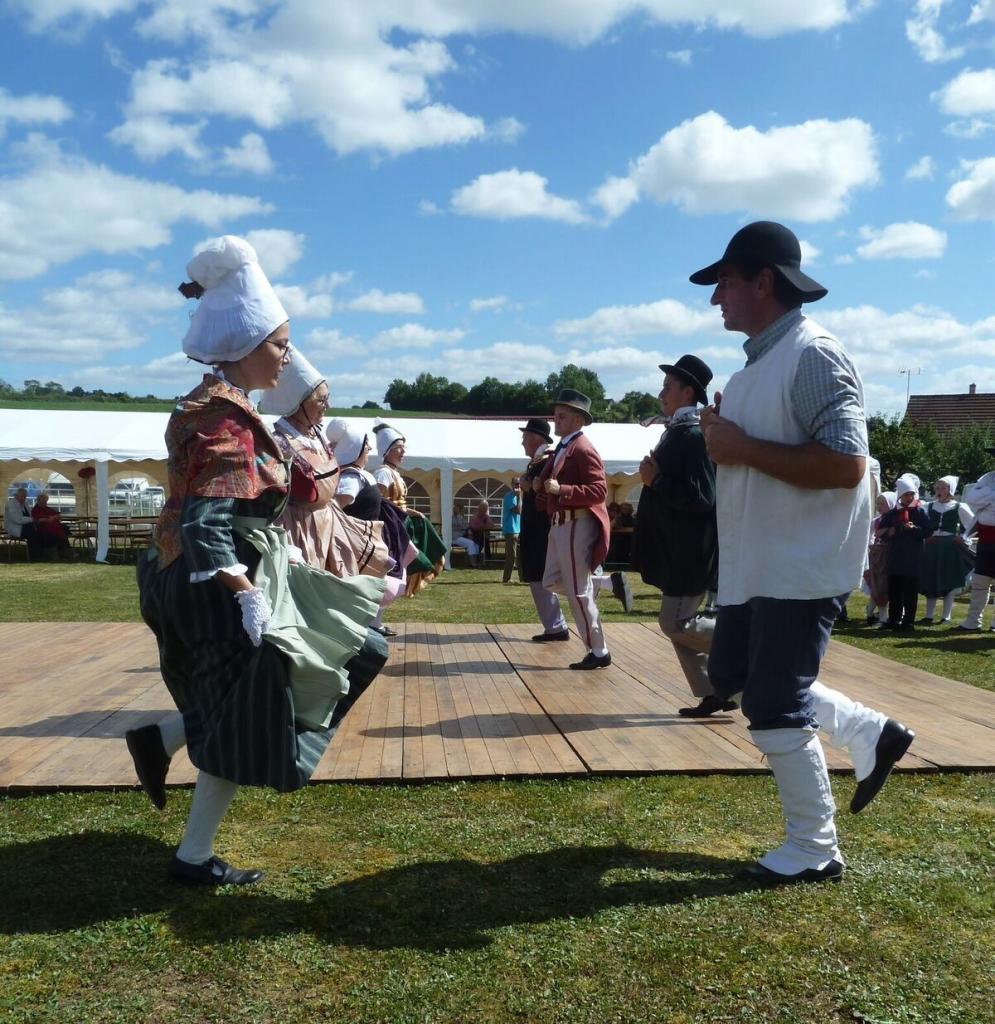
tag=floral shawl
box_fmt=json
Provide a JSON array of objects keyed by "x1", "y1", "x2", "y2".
[{"x1": 153, "y1": 374, "x2": 288, "y2": 569}]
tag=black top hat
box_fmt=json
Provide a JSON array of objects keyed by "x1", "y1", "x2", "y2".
[
  {"x1": 689, "y1": 221, "x2": 827, "y2": 302},
  {"x1": 658, "y1": 354, "x2": 713, "y2": 406},
  {"x1": 519, "y1": 417, "x2": 553, "y2": 443},
  {"x1": 552, "y1": 388, "x2": 593, "y2": 425}
]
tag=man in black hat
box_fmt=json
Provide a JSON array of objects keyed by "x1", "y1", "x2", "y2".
[
  {"x1": 517, "y1": 417, "x2": 570, "y2": 640},
  {"x1": 534, "y1": 389, "x2": 614, "y2": 669},
  {"x1": 692, "y1": 221, "x2": 915, "y2": 885},
  {"x1": 632, "y1": 354, "x2": 731, "y2": 716}
]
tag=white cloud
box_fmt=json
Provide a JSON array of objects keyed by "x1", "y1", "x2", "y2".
[
  {"x1": 946, "y1": 157, "x2": 995, "y2": 220},
  {"x1": 933, "y1": 68, "x2": 995, "y2": 115},
  {"x1": 665, "y1": 49, "x2": 692, "y2": 66},
  {"x1": 311, "y1": 270, "x2": 353, "y2": 291},
  {"x1": 451, "y1": 168, "x2": 588, "y2": 224},
  {"x1": 969, "y1": 0, "x2": 995, "y2": 23},
  {"x1": 590, "y1": 175, "x2": 640, "y2": 221},
  {"x1": 220, "y1": 132, "x2": 274, "y2": 175},
  {"x1": 0, "y1": 268, "x2": 184, "y2": 364},
  {"x1": 418, "y1": 199, "x2": 443, "y2": 215},
  {"x1": 303, "y1": 327, "x2": 359, "y2": 360},
  {"x1": 273, "y1": 285, "x2": 334, "y2": 320},
  {"x1": 0, "y1": 88, "x2": 72, "y2": 136},
  {"x1": 243, "y1": 229, "x2": 305, "y2": 278},
  {"x1": 905, "y1": 156, "x2": 936, "y2": 180},
  {"x1": 799, "y1": 240, "x2": 821, "y2": 265},
  {"x1": 855, "y1": 222, "x2": 947, "y2": 260},
  {"x1": 15, "y1": 2, "x2": 862, "y2": 165},
  {"x1": 347, "y1": 289, "x2": 426, "y2": 314},
  {"x1": 601, "y1": 112, "x2": 878, "y2": 223},
  {"x1": 108, "y1": 115, "x2": 207, "y2": 161},
  {"x1": 470, "y1": 295, "x2": 509, "y2": 312},
  {"x1": 65, "y1": 351, "x2": 206, "y2": 393},
  {"x1": 555, "y1": 299, "x2": 717, "y2": 339},
  {"x1": 372, "y1": 324, "x2": 465, "y2": 349},
  {"x1": 906, "y1": 0, "x2": 965, "y2": 62},
  {"x1": 0, "y1": 135, "x2": 270, "y2": 279}
]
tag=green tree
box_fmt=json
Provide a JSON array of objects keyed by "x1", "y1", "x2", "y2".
[{"x1": 545, "y1": 364, "x2": 607, "y2": 417}]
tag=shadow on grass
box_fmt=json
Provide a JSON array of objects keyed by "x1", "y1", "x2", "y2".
[{"x1": 0, "y1": 833, "x2": 759, "y2": 949}]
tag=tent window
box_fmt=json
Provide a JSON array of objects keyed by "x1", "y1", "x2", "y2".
[
  {"x1": 403, "y1": 477, "x2": 431, "y2": 516},
  {"x1": 455, "y1": 477, "x2": 509, "y2": 520}
]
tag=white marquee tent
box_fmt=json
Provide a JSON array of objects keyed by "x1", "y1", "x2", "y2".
[{"x1": 0, "y1": 409, "x2": 657, "y2": 562}]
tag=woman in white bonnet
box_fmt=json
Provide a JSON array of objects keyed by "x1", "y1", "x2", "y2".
[
  {"x1": 918, "y1": 476, "x2": 974, "y2": 624},
  {"x1": 125, "y1": 236, "x2": 388, "y2": 887},
  {"x1": 259, "y1": 348, "x2": 392, "y2": 582}
]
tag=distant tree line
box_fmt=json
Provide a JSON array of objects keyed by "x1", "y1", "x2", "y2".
[
  {"x1": 384, "y1": 364, "x2": 659, "y2": 423},
  {"x1": 868, "y1": 416, "x2": 995, "y2": 489},
  {"x1": 0, "y1": 379, "x2": 166, "y2": 404}
]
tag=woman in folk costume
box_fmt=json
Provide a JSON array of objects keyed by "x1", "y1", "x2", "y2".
[
  {"x1": 125, "y1": 236, "x2": 388, "y2": 887},
  {"x1": 372, "y1": 422, "x2": 447, "y2": 596},
  {"x1": 259, "y1": 349, "x2": 392, "y2": 582},
  {"x1": 325, "y1": 417, "x2": 414, "y2": 636},
  {"x1": 959, "y1": 459, "x2": 995, "y2": 631},
  {"x1": 877, "y1": 473, "x2": 934, "y2": 631},
  {"x1": 862, "y1": 490, "x2": 896, "y2": 624},
  {"x1": 918, "y1": 476, "x2": 974, "y2": 624}
]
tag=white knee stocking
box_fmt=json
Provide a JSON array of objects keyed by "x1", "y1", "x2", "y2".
[
  {"x1": 961, "y1": 574, "x2": 992, "y2": 629},
  {"x1": 942, "y1": 591, "x2": 956, "y2": 621},
  {"x1": 157, "y1": 711, "x2": 186, "y2": 758},
  {"x1": 810, "y1": 680, "x2": 887, "y2": 781},
  {"x1": 175, "y1": 770, "x2": 238, "y2": 866},
  {"x1": 752, "y1": 727, "x2": 840, "y2": 874}
]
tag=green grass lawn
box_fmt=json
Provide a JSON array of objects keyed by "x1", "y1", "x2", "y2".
[{"x1": 1, "y1": 563, "x2": 993, "y2": 1023}]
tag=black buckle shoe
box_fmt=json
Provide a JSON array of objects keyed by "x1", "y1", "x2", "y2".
[
  {"x1": 531, "y1": 630, "x2": 570, "y2": 642},
  {"x1": 850, "y1": 719, "x2": 915, "y2": 813},
  {"x1": 678, "y1": 695, "x2": 738, "y2": 718},
  {"x1": 169, "y1": 855, "x2": 264, "y2": 886},
  {"x1": 569, "y1": 651, "x2": 612, "y2": 670},
  {"x1": 744, "y1": 858, "x2": 844, "y2": 885},
  {"x1": 125, "y1": 724, "x2": 171, "y2": 811}
]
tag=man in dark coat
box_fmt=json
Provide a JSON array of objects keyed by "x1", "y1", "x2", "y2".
[
  {"x1": 517, "y1": 417, "x2": 569, "y2": 640},
  {"x1": 633, "y1": 354, "x2": 733, "y2": 716}
]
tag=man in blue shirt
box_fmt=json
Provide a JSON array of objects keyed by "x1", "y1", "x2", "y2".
[{"x1": 501, "y1": 478, "x2": 522, "y2": 583}]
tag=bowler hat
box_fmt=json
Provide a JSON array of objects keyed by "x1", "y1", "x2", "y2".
[
  {"x1": 553, "y1": 388, "x2": 593, "y2": 425},
  {"x1": 689, "y1": 221, "x2": 827, "y2": 302},
  {"x1": 519, "y1": 417, "x2": 553, "y2": 443},
  {"x1": 658, "y1": 354, "x2": 713, "y2": 406}
]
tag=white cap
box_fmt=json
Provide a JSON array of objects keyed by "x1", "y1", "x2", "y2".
[
  {"x1": 258, "y1": 347, "x2": 324, "y2": 415},
  {"x1": 895, "y1": 473, "x2": 920, "y2": 499},
  {"x1": 182, "y1": 235, "x2": 288, "y2": 364},
  {"x1": 373, "y1": 421, "x2": 405, "y2": 459},
  {"x1": 879, "y1": 490, "x2": 896, "y2": 510},
  {"x1": 325, "y1": 417, "x2": 370, "y2": 466},
  {"x1": 937, "y1": 475, "x2": 959, "y2": 494}
]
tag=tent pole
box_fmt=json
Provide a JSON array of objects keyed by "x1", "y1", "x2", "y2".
[
  {"x1": 440, "y1": 464, "x2": 453, "y2": 569},
  {"x1": 95, "y1": 462, "x2": 110, "y2": 563}
]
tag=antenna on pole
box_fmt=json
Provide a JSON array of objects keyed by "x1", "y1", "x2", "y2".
[{"x1": 900, "y1": 367, "x2": 922, "y2": 406}]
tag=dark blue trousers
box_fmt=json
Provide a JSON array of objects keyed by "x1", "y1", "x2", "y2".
[{"x1": 707, "y1": 595, "x2": 844, "y2": 731}]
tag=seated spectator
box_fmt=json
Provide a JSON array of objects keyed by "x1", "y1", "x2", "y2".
[
  {"x1": 4, "y1": 487, "x2": 43, "y2": 560},
  {"x1": 468, "y1": 500, "x2": 498, "y2": 561},
  {"x1": 451, "y1": 508, "x2": 482, "y2": 567},
  {"x1": 607, "y1": 501, "x2": 621, "y2": 526},
  {"x1": 30, "y1": 492, "x2": 72, "y2": 559}
]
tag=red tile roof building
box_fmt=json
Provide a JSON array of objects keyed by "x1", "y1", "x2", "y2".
[{"x1": 903, "y1": 384, "x2": 995, "y2": 435}]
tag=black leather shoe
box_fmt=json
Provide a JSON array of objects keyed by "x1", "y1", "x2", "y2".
[
  {"x1": 125, "y1": 724, "x2": 171, "y2": 810},
  {"x1": 850, "y1": 718, "x2": 915, "y2": 813},
  {"x1": 678, "y1": 695, "x2": 738, "y2": 718},
  {"x1": 744, "y1": 858, "x2": 844, "y2": 885},
  {"x1": 374, "y1": 624, "x2": 398, "y2": 637},
  {"x1": 169, "y1": 855, "x2": 264, "y2": 886},
  {"x1": 532, "y1": 630, "x2": 570, "y2": 642},
  {"x1": 569, "y1": 651, "x2": 612, "y2": 670}
]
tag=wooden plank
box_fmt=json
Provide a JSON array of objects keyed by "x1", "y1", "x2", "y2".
[{"x1": 1, "y1": 622, "x2": 993, "y2": 791}]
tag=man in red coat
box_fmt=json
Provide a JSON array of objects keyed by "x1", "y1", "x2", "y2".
[{"x1": 535, "y1": 389, "x2": 613, "y2": 669}]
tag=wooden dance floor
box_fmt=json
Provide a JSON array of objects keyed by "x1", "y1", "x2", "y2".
[{"x1": 1, "y1": 621, "x2": 993, "y2": 793}]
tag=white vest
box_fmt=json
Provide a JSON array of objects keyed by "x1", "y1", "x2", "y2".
[{"x1": 716, "y1": 316, "x2": 871, "y2": 605}]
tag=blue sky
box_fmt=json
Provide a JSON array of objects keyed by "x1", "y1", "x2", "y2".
[{"x1": 3, "y1": 0, "x2": 995, "y2": 415}]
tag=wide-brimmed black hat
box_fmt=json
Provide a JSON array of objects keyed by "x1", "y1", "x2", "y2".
[
  {"x1": 658, "y1": 354, "x2": 713, "y2": 406},
  {"x1": 519, "y1": 417, "x2": 553, "y2": 443},
  {"x1": 552, "y1": 388, "x2": 593, "y2": 425},
  {"x1": 689, "y1": 221, "x2": 827, "y2": 302}
]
